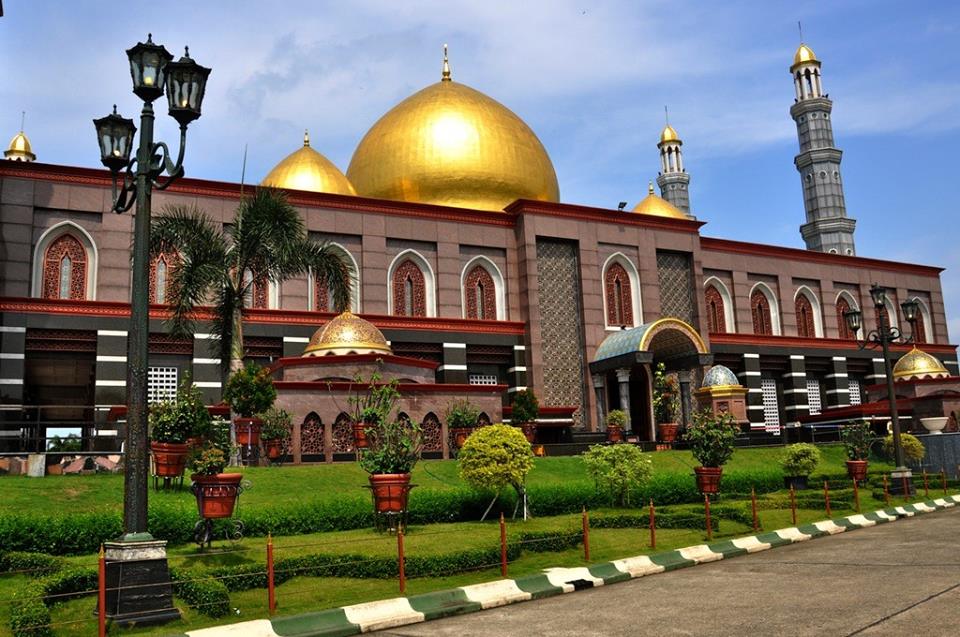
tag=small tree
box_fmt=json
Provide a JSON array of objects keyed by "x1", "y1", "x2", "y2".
[
  {"x1": 260, "y1": 407, "x2": 292, "y2": 441},
  {"x1": 840, "y1": 420, "x2": 873, "y2": 461},
  {"x1": 606, "y1": 409, "x2": 627, "y2": 428},
  {"x1": 652, "y1": 363, "x2": 680, "y2": 425},
  {"x1": 882, "y1": 433, "x2": 926, "y2": 464},
  {"x1": 582, "y1": 444, "x2": 652, "y2": 507},
  {"x1": 780, "y1": 443, "x2": 821, "y2": 477},
  {"x1": 223, "y1": 362, "x2": 277, "y2": 418},
  {"x1": 445, "y1": 399, "x2": 480, "y2": 429},
  {"x1": 685, "y1": 410, "x2": 739, "y2": 468},
  {"x1": 510, "y1": 389, "x2": 539, "y2": 425},
  {"x1": 458, "y1": 424, "x2": 535, "y2": 519}
]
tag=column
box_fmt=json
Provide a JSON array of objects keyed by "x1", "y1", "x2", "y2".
[
  {"x1": 440, "y1": 342, "x2": 467, "y2": 384},
  {"x1": 781, "y1": 355, "x2": 809, "y2": 430},
  {"x1": 678, "y1": 370, "x2": 692, "y2": 428},
  {"x1": 738, "y1": 353, "x2": 764, "y2": 430},
  {"x1": 867, "y1": 356, "x2": 888, "y2": 402},
  {"x1": 0, "y1": 324, "x2": 27, "y2": 450},
  {"x1": 824, "y1": 356, "x2": 850, "y2": 409},
  {"x1": 616, "y1": 368, "x2": 632, "y2": 432},
  {"x1": 507, "y1": 344, "x2": 528, "y2": 392},
  {"x1": 592, "y1": 374, "x2": 606, "y2": 431},
  {"x1": 192, "y1": 333, "x2": 223, "y2": 405}
]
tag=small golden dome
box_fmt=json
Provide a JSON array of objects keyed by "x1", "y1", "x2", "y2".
[
  {"x1": 659, "y1": 124, "x2": 681, "y2": 145},
  {"x1": 5, "y1": 130, "x2": 36, "y2": 162},
  {"x1": 792, "y1": 43, "x2": 819, "y2": 69},
  {"x1": 261, "y1": 131, "x2": 356, "y2": 196},
  {"x1": 303, "y1": 310, "x2": 392, "y2": 357},
  {"x1": 892, "y1": 347, "x2": 949, "y2": 381},
  {"x1": 632, "y1": 182, "x2": 687, "y2": 220},
  {"x1": 347, "y1": 50, "x2": 559, "y2": 211}
]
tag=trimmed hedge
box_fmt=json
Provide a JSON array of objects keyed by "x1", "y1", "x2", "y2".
[
  {"x1": 8, "y1": 567, "x2": 97, "y2": 637},
  {"x1": 169, "y1": 567, "x2": 231, "y2": 618},
  {"x1": 592, "y1": 510, "x2": 718, "y2": 532},
  {"x1": 0, "y1": 551, "x2": 64, "y2": 577}
]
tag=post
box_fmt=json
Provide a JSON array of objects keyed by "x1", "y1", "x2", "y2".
[
  {"x1": 883, "y1": 474, "x2": 890, "y2": 505},
  {"x1": 789, "y1": 485, "x2": 797, "y2": 526},
  {"x1": 397, "y1": 528, "x2": 406, "y2": 594},
  {"x1": 902, "y1": 474, "x2": 911, "y2": 501},
  {"x1": 941, "y1": 470, "x2": 948, "y2": 495},
  {"x1": 499, "y1": 512, "x2": 508, "y2": 577},
  {"x1": 923, "y1": 470, "x2": 929, "y2": 498},
  {"x1": 704, "y1": 494, "x2": 713, "y2": 541},
  {"x1": 750, "y1": 487, "x2": 759, "y2": 532},
  {"x1": 823, "y1": 481, "x2": 831, "y2": 518},
  {"x1": 581, "y1": 506, "x2": 590, "y2": 562},
  {"x1": 98, "y1": 545, "x2": 106, "y2": 637},
  {"x1": 648, "y1": 499, "x2": 656, "y2": 550},
  {"x1": 853, "y1": 478, "x2": 861, "y2": 513},
  {"x1": 267, "y1": 533, "x2": 276, "y2": 615},
  {"x1": 879, "y1": 307, "x2": 912, "y2": 495}
]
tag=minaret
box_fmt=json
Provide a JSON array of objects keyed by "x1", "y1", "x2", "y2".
[
  {"x1": 5, "y1": 112, "x2": 36, "y2": 162},
  {"x1": 790, "y1": 42, "x2": 856, "y2": 255},
  {"x1": 655, "y1": 111, "x2": 692, "y2": 217}
]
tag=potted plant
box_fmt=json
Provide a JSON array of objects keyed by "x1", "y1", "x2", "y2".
[
  {"x1": 605, "y1": 409, "x2": 627, "y2": 444},
  {"x1": 446, "y1": 399, "x2": 480, "y2": 449},
  {"x1": 349, "y1": 372, "x2": 401, "y2": 450},
  {"x1": 190, "y1": 420, "x2": 242, "y2": 519},
  {"x1": 653, "y1": 363, "x2": 681, "y2": 443},
  {"x1": 179, "y1": 378, "x2": 212, "y2": 449},
  {"x1": 359, "y1": 418, "x2": 423, "y2": 514},
  {"x1": 780, "y1": 443, "x2": 821, "y2": 490},
  {"x1": 223, "y1": 362, "x2": 277, "y2": 447},
  {"x1": 260, "y1": 407, "x2": 292, "y2": 461},
  {"x1": 149, "y1": 400, "x2": 191, "y2": 479},
  {"x1": 510, "y1": 389, "x2": 539, "y2": 443},
  {"x1": 840, "y1": 419, "x2": 873, "y2": 481},
  {"x1": 684, "y1": 410, "x2": 739, "y2": 494}
]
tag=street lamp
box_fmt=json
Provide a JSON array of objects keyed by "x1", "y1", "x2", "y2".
[
  {"x1": 93, "y1": 34, "x2": 209, "y2": 625},
  {"x1": 843, "y1": 284, "x2": 920, "y2": 494}
]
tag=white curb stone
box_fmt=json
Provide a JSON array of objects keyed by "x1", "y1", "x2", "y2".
[
  {"x1": 678, "y1": 545, "x2": 723, "y2": 563},
  {"x1": 844, "y1": 514, "x2": 876, "y2": 527},
  {"x1": 187, "y1": 619, "x2": 278, "y2": 637},
  {"x1": 933, "y1": 498, "x2": 954, "y2": 508},
  {"x1": 893, "y1": 506, "x2": 916, "y2": 517},
  {"x1": 460, "y1": 580, "x2": 532, "y2": 609},
  {"x1": 612, "y1": 555, "x2": 666, "y2": 577},
  {"x1": 543, "y1": 566, "x2": 604, "y2": 590},
  {"x1": 775, "y1": 527, "x2": 812, "y2": 542},
  {"x1": 874, "y1": 510, "x2": 897, "y2": 521},
  {"x1": 813, "y1": 520, "x2": 846, "y2": 535},
  {"x1": 343, "y1": 597, "x2": 424, "y2": 632},
  {"x1": 913, "y1": 503, "x2": 936, "y2": 512},
  {"x1": 731, "y1": 536, "x2": 772, "y2": 553}
]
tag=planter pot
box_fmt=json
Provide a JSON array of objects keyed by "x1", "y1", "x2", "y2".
[
  {"x1": 451, "y1": 427, "x2": 473, "y2": 449},
  {"x1": 191, "y1": 473, "x2": 243, "y2": 519},
  {"x1": 920, "y1": 417, "x2": 948, "y2": 435},
  {"x1": 150, "y1": 441, "x2": 189, "y2": 478},
  {"x1": 783, "y1": 475, "x2": 809, "y2": 490},
  {"x1": 606, "y1": 424, "x2": 624, "y2": 444},
  {"x1": 369, "y1": 473, "x2": 412, "y2": 514},
  {"x1": 235, "y1": 417, "x2": 262, "y2": 447},
  {"x1": 520, "y1": 423, "x2": 537, "y2": 444},
  {"x1": 846, "y1": 460, "x2": 869, "y2": 481},
  {"x1": 263, "y1": 438, "x2": 284, "y2": 460},
  {"x1": 186, "y1": 436, "x2": 204, "y2": 450},
  {"x1": 694, "y1": 466, "x2": 723, "y2": 494},
  {"x1": 657, "y1": 423, "x2": 679, "y2": 443},
  {"x1": 353, "y1": 421, "x2": 371, "y2": 449}
]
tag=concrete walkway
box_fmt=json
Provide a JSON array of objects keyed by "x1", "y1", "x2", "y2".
[{"x1": 374, "y1": 506, "x2": 960, "y2": 637}]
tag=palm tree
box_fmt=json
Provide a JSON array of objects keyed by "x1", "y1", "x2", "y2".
[{"x1": 150, "y1": 188, "x2": 352, "y2": 379}]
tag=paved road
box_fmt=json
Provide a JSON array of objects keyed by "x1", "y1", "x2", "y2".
[{"x1": 375, "y1": 507, "x2": 960, "y2": 637}]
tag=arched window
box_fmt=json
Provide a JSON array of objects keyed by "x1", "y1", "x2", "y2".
[
  {"x1": 795, "y1": 294, "x2": 815, "y2": 338},
  {"x1": 704, "y1": 285, "x2": 726, "y2": 334},
  {"x1": 913, "y1": 312, "x2": 927, "y2": 344},
  {"x1": 464, "y1": 264, "x2": 496, "y2": 320},
  {"x1": 392, "y1": 259, "x2": 426, "y2": 317},
  {"x1": 311, "y1": 244, "x2": 359, "y2": 313},
  {"x1": 751, "y1": 289, "x2": 773, "y2": 335},
  {"x1": 42, "y1": 234, "x2": 87, "y2": 300},
  {"x1": 836, "y1": 296, "x2": 855, "y2": 340},
  {"x1": 875, "y1": 302, "x2": 895, "y2": 333},
  {"x1": 243, "y1": 269, "x2": 271, "y2": 309},
  {"x1": 604, "y1": 261, "x2": 634, "y2": 327},
  {"x1": 149, "y1": 252, "x2": 177, "y2": 304}
]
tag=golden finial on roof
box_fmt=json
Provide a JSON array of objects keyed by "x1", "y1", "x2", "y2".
[
  {"x1": 303, "y1": 129, "x2": 310, "y2": 147},
  {"x1": 442, "y1": 43, "x2": 451, "y2": 81},
  {"x1": 648, "y1": 181, "x2": 654, "y2": 195}
]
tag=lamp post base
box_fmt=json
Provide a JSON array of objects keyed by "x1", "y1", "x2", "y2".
[
  {"x1": 888, "y1": 468, "x2": 915, "y2": 497},
  {"x1": 102, "y1": 539, "x2": 180, "y2": 626}
]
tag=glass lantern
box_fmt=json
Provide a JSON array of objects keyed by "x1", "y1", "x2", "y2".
[
  {"x1": 126, "y1": 34, "x2": 173, "y2": 102},
  {"x1": 165, "y1": 47, "x2": 211, "y2": 126},
  {"x1": 93, "y1": 105, "x2": 137, "y2": 172}
]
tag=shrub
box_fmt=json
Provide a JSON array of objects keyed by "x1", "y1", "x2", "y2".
[
  {"x1": 653, "y1": 363, "x2": 681, "y2": 424},
  {"x1": 582, "y1": 444, "x2": 652, "y2": 506},
  {"x1": 9, "y1": 582, "x2": 50, "y2": 637},
  {"x1": 358, "y1": 418, "x2": 422, "y2": 475},
  {"x1": 684, "y1": 410, "x2": 739, "y2": 467},
  {"x1": 259, "y1": 407, "x2": 292, "y2": 441},
  {"x1": 0, "y1": 551, "x2": 64, "y2": 576},
  {"x1": 348, "y1": 373, "x2": 401, "y2": 425},
  {"x1": 605, "y1": 409, "x2": 627, "y2": 428},
  {"x1": 458, "y1": 424, "x2": 534, "y2": 515},
  {"x1": 510, "y1": 389, "x2": 539, "y2": 424},
  {"x1": 169, "y1": 567, "x2": 231, "y2": 617},
  {"x1": 881, "y1": 433, "x2": 926, "y2": 463},
  {"x1": 445, "y1": 399, "x2": 480, "y2": 428},
  {"x1": 189, "y1": 445, "x2": 229, "y2": 476},
  {"x1": 223, "y1": 362, "x2": 276, "y2": 417},
  {"x1": 840, "y1": 420, "x2": 873, "y2": 461},
  {"x1": 780, "y1": 443, "x2": 821, "y2": 477}
]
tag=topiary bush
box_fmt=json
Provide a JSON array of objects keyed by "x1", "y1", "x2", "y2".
[
  {"x1": 780, "y1": 443, "x2": 822, "y2": 477},
  {"x1": 881, "y1": 433, "x2": 926, "y2": 464},
  {"x1": 840, "y1": 419, "x2": 874, "y2": 461},
  {"x1": 458, "y1": 424, "x2": 534, "y2": 518},
  {"x1": 223, "y1": 362, "x2": 276, "y2": 417},
  {"x1": 684, "y1": 410, "x2": 739, "y2": 467},
  {"x1": 582, "y1": 444, "x2": 652, "y2": 506}
]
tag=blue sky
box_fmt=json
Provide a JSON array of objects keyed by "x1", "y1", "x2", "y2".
[{"x1": 3, "y1": 1, "x2": 959, "y2": 341}]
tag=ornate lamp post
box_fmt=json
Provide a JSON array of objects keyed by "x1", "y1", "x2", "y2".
[
  {"x1": 843, "y1": 284, "x2": 920, "y2": 494},
  {"x1": 93, "y1": 34, "x2": 209, "y2": 624}
]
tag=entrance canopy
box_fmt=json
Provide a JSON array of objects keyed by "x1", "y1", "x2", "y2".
[{"x1": 590, "y1": 318, "x2": 712, "y2": 373}]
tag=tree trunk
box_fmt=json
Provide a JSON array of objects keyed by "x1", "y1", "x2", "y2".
[{"x1": 227, "y1": 306, "x2": 244, "y2": 466}]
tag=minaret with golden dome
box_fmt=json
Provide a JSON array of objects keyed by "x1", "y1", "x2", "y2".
[
  {"x1": 5, "y1": 113, "x2": 36, "y2": 162},
  {"x1": 790, "y1": 41, "x2": 856, "y2": 256},
  {"x1": 655, "y1": 108, "x2": 692, "y2": 216}
]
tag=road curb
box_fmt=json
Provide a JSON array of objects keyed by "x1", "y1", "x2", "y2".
[{"x1": 176, "y1": 494, "x2": 960, "y2": 637}]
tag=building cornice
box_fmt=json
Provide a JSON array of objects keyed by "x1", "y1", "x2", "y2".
[
  {"x1": 709, "y1": 332, "x2": 957, "y2": 355},
  {"x1": 506, "y1": 199, "x2": 705, "y2": 233}
]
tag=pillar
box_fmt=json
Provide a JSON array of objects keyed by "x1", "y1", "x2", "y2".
[
  {"x1": 440, "y1": 342, "x2": 467, "y2": 384},
  {"x1": 592, "y1": 374, "x2": 606, "y2": 431},
  {"x1": 616, "y1": 368, "x2": 632, "y2": 431},
  {"x1": 781, "y1": 355, "x2": 809, "y2": 432},
  {"x1": 0, "y1": 324, "x2": 26, "y2": 451},
  {"x1": 825, "y1": 356, "x2": 850, "y2": 409},
  {"x1": 738, "y1": 353, "x2": 764, "y2": 430},
  {"x1": 678, "y1": 370, "x2": 692, "y2": 428}
]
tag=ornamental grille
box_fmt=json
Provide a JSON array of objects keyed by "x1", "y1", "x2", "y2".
[
  {"x1": 806, "y1": 379, "x2": 822, "y2": 415},
  {"x1": 465, "y1": 345, "x2": 512, "y2": 365},
  {"x1": 24, "y1": 329, "x2": 97, "y2": 353},
  {"x1": 469, "y1": 374, "x2": 499, "y2": 386},
  {"x1": 705, "y1": 285, "x2": 726, "y2": 333},
  {"x1": 147, "y1": 366, "x2": 178, "y2": 404},
  {"x1": 656, "y1": 251, "x2": 694, "y2": 324},
  {"x1": 836, "y1": 297, "x2": 855, "y2": 340},
  {"x1": 848, "y1": 379, "x2": 862, "y2": 406},
  {"x1": 536, "y1": 240, "x2": 586, "y2": 427},
  {"x1": 761, "y1": 378, "x2": 781, "y2": 433},
  {"x1": 796, "y1": 294, "x2": 816, "y2": 337}
]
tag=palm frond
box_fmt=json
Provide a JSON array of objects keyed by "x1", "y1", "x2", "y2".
[{"x1": 304, "y1": 240, "x2": 353, "y2": 312}]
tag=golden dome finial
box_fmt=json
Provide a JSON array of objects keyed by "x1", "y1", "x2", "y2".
[
  {"x1": 442, "y1": 43, "x2": 451, "y2": 81},
  {"x1": 303, "y1": 129, "x2": 310, "y2": 147},
  {"x1": 648, "y1": 181, "x2": 654, "y2": 195}
]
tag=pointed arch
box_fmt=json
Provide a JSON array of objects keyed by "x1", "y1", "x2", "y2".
[
  {"x1": 421, "y1": 411, "x2": 442, "y2": 452},
  {"x1": 461, "y1": 255, "x2": 505, "y2": 320},
  {"x1": 834, "y1": 291, "x2": 860, "y2": 340},
  {"x1": 908, "y1": 297, "x2": 933, "y2": 344},
  {"x1": 601, "y1": 253, "x2": 641, "y2": 329},
  {"x1": 32, "y1": 221, "x2": 98, "y2": 300},
  {"x1": 703, "y1": 276, "x2": 735, "y2": 334},
  {"x1": 310, "y1": 242, "x2": 360, "y2": 312},
  {"x1": 149, "y1": 251, "x2": 180, "y2": 304},
  {"x1": 388, "y1": 250, "x2": 436, "y2": 317},
  {"x1": 875, "y1": 294, "x2": 899, "y2": 333},
  {"x1": 793, "y1": 286, "x2": 823, "y2": 338},
  {"x1": 749, "y1": 282, "x2": 781, "y2": 336}
]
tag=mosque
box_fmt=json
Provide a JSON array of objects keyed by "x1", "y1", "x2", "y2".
[{"x1": 0, "y1": 42, "x2": 956, "y2": 459}]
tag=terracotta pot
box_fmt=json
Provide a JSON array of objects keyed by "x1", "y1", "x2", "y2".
[
  {"x1": 369, "y1": 473, "x2": 412, "y2": 513},
  {"x1": 520, "y1": 423, "x2": 537, "y2": 444},
  {"x1": 694, "y1": 466, "x2": 723, "y2": 494},
  {"x1": 150, "y1": 441, "x2": 189, "y2": 478},
  {"x1": 186, "y1": 436, "x2": 204, "y2": 450},
  {"x1": 354, "y1": 421, "x2": 370, "y2": 449},
  {"x1": 846, "y1": 460, "x2": 869, "y2": 481},
  {"x1": 191, "y1": 473, "x2": 243, "y2": 519},
  {"x1": 264, "y1": 438, "x2": 284, "y2": 460},
  {"x1": 606, "y1": 424, "x2": 624, "y2": 444},
  {"x1": 657, "y1": 423, "x2": 679, "y2": 443},
  {"x1": 235, "y1": 417, "x2": 262, "y2": 446},
  {"x1": 451, "y1": 427, "x2": 473, "y2": 449}
]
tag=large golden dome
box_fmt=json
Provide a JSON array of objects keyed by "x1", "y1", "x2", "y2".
[
  {"x1": 261, "y1": 131, "x2": 356, "y2": 195},
  {"x1": 5, "y1": 130, "x2": 36, "y2": 162},
  {"x1": 632, "y1": 182, "x2": 688, "y2": 220},
  {"x1": 892, "y1": 347, "x2": 949, "y2": 381},
  {"x1": 346, "y1": 53, "x2": 559, "y2": 211},
  {"x1": 303, "y1": 311, "x2": 392, "y2": 357}
]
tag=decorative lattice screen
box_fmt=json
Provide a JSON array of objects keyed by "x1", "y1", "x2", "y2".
[
  {"x1": 848, "y1": 379, "x2": 862, "y2": 406},
  {"x1": 656, "y1": 251, "x2": 695, "y2": 324},
  {"x1": 147, "y1": 366, "x2": 178, "y2": 404},
  {"x1": 761, "y1": 378, "x2": 781, "y2": 433},
  {"x1": 806, "y1": 379, "x2": 822, "y2": 415},
  {"x1": 469, "y1": 374, "x2": 499, "y2": 386}
]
